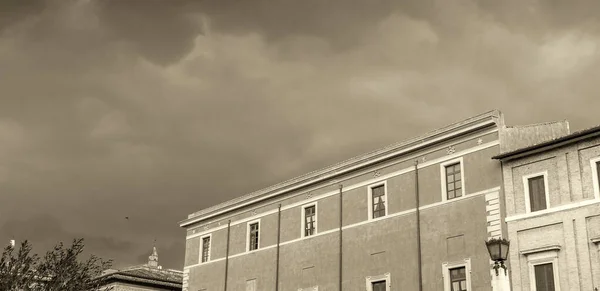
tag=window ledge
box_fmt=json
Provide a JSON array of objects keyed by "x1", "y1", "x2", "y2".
[
  {"x1": 520, "y1": 245, "x2": 561, "y2": 256},
  {"x1": 591, "y1": 237, "x2": 600, "y2": 244}
]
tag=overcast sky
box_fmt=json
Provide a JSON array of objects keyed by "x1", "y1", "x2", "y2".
[{"x1": 1, "y1": 0, "x2": 599, "y2": 270}]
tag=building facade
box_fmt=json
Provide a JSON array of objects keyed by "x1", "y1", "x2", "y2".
[
  {"x1": 179, "y1": 110, "x2": 568, "y2": 291},
  {"x1": 493, "y1": 126, "x2": 600, "y2": 291},
  {"x1": 98, "y1": 247, "x2": 183, "y2": 291}
]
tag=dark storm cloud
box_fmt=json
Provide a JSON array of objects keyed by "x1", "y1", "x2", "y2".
[
  {"x1": 1, "y1": 0, "x2": 599, "y2": 269},
  {"x1": 0, "y1": 214, "x2": 135, "y2": 267}
]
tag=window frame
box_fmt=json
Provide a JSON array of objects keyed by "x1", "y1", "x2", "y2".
[
  {"x1": 300, "y1": 202, "x2": 318, "y2": 238},
  {"x1": 367, "y1": 180, "x2": 388, "y2": 220},
  {"x1": 246, "y1": 278, "x2": 257, "y2": 291},
  {"x1": 365, "y1": 273, "x2": 391, "y2": 291},
  {"x1": 522, "y1": 171, "x2": 550, "y2": 213},
  {"x1": 442, "y1": 258, "x2": 472, "y2": 291},
  {"x1": 246, "y1": 219, "x2": 261, "y2": 252},
  {"x1": 440, "y1": 157, "x2": 466, "y2": 202},
  {"x1": 199, "y1": 233, "x2": 212, "y2": 264},
  {"x1": 590, "y1": 156, "x2": 600, "y2": 201},
  {"x1": 527, "y1": 250, "x2": 561, "y2": 291}
]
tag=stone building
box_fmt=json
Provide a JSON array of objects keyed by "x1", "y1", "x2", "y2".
[
  {"x1": 98, "y1": 247, "x2": 183, "y2": 291},
  {"x1": 179, "y1": 110, "x2": 569, "y2": 291},
  {"x1": 493, "y1": 125, "x2": 600, "y2": 291}
]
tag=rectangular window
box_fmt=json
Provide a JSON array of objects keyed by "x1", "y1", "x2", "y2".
[
  {"x1": 442, "y1": 259, "x2": 471, "y2": 291},
  {"x1": 371, "y1": 281, "x2": 386, "y2": 291},
  {"x1": 201, "y1": 236, "x2": 210, "y2": 263},
  {"x1": 528, "y1": 176, "x2": 547, "y2": 212},
  {"x1": 371, "y1": 184, "x2": 386, "y2": 219},
  {"x1": 248, "y1": 222, "x2": 259, "y2": 251},
  {"x1": 596, "y1": 161, "x2": 600, "y2": 189},
  {"x1": 449, "y1": 267, "x2": 468, "y2": 291},
  {"x1": 445, "y1": 163, "x2": 463, "y2": 200},
  {"x1": 304, "y1": 205, "x2": 316, "y2": 236},
  {"x1": 534, "y1": 263, "x2": 556, "y2": 291},
  {"x1": 246, "y1": 279, "x2": 257, "y2": 291}
]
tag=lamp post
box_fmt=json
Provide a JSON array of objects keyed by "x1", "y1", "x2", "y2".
[{"x1": 485, "y1": 238, "x2": 511, "y2": 291}]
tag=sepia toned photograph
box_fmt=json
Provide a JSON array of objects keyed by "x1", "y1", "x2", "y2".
[{"x1": 1, "y1": 0, "x2": 599, "y2": 290}]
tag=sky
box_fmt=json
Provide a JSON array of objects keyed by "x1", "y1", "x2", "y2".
[{"x1": 1, "y1": 0, "x2": 599, "y2": 270}]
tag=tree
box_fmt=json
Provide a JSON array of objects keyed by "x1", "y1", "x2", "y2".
[{"x1": 0, "y1": 238, "x2": 113, "y2": 291}]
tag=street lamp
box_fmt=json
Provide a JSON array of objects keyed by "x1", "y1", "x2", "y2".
[{"x1": 485, "y1": 238, "x2": 510, "y2": 276}]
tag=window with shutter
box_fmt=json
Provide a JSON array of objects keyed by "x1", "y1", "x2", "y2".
[
  {"x1": 528, "y1": 176, "x2": 547, "y2": 212},
  {"x1": 534, "y1": 263, "x2": 555, "y2": 291}
]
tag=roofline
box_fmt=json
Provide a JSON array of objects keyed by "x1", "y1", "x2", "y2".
[
  {"x1": 99, "y1": 273, "x2": 182, "y2": 287},
  {"x1": 180, "y1": 109, "x2": 503, "y2": 227},
  {"x1": 492, "y1": 125, "x2": 600, "y2": 161}
]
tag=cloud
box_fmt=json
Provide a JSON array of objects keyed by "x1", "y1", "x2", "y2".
[{"x1": 0, "y1": 0, "x2": 599, "y2": 269}]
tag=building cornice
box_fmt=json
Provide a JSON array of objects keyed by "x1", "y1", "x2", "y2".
[
  {"x1": 180, "y1": 110, "x2": 503, "y2": 228},
  {"x1": 104, "y1": 274, "x2": 182, "y2": 288},
  {"x1": 519, "y1": 245, "x2": 561, "y2": 256}
]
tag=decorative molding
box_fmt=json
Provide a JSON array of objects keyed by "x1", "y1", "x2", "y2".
[
  {"x1": 442, "y1": 258, "x2": 472, "y2": 291},
  {"x1": 485, "y1": 191, "x2": 502, "y2": 239},
  {"x1": 520, "y1": 245, "x2": 561, "y2": 256},
  {"x1": 373, "y1": 170, "x2": 381, "y2": 178},
  {"x1": 591, "y1": 237, "x2": 600, "y2": 244},
  {"x1": 306, "y1": 192, "x2": 313, "y2": 199},
  {"x1": 365, "y1": 273, "x2": 391, "y2": 291},
  {"x1": 477, "y1": 138, "x2": 483, "y2": 145},
  {"x1": 527, "y1": 249, "x2": 561, "y2": 291},
  {"x1": 184, "y1": 139, "x2": 500, "y2": 232},
  {"x1": 447, "y1": 146, "x2": 456, "y2": 155},
  {"x1": 180, "y1": 119, "x2": 500, "y2": 227}
]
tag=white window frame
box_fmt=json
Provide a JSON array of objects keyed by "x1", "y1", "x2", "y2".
[
  {"x1": 442, "y1": 258, "x2": 472, "y2": 291},
  {"x1": 440, "y1": 157, "x2": 466, "y2": 202},
  {"x1": 522, "y1": 171, "x2": 550, "y2": 213},
  {"x1": 590, "y1": 156, "x2": 600, "y2": 200},
  {"x1": 199, "y1": 233, "x2": 212, "y2": 264},
  {"x1": 365, "y1": 272, "x2": 391, "y2": 291},
  {"x1": 246, "y1": 219, "x2": 261, "y2": 252},
  {"x1": 300, "y1": 202, "x2": 318, "y2": 238},
  {"x1": 367, "y1": 180, "x2": 388, "y2": 220},
  {"x1": 526, "y1": 250, "x2": 561, "y2": 291}
]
